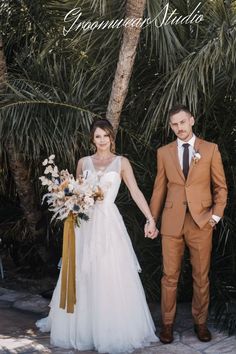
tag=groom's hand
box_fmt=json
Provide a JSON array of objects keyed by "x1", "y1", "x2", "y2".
[
  {"x1": 144, "y1": 222, "x2": 159, "y2": 239},
  {"x1": 148, "y1": 227, "x2": 159, "y2": 239}
]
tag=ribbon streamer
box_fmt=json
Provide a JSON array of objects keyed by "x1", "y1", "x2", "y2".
[{"x1": 59, "y1": 212, "x2": 76, "y2": 313}]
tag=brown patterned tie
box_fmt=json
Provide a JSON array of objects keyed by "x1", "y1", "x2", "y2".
[{"x1": 183, "y1": 143, "x2": 190, "y2": 179}]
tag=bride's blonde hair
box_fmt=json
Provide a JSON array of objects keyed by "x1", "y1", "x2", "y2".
[{"x1": 90, "y1": 119, "x2": 116, "y2": 153}]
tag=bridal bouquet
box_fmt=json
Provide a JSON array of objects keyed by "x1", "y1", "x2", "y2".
[
  {"x1": 39, "y1": 154, "x2": 104, "y2": 225},
  {"x1": 39, "y1": 155, "x2": 104, "y2": 313}
]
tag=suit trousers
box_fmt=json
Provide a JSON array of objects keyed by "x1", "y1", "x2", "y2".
[{"x1": 161, "y1": 212, "x2": 213, "y2": 325}]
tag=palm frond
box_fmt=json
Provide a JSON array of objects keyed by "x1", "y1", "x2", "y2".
[{"x1": 140, "y1": 1, "x2": 236, "y2": 140}]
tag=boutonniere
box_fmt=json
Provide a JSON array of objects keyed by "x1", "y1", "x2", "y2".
[{"x1": 193, "y1": 151, "x2": 201, "y2": 164}]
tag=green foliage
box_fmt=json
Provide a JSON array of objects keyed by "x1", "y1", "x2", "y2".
[{"x1": 210, "y1": 216, "x2": 236, "y2": 335}]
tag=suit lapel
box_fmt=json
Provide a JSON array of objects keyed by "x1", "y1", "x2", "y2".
[
  {"x1": 187, "y1": 137, "x2": 202, "y2": 181},
  {"x1": 168, "y1": 141, "x2": 185, "y2": 181}
]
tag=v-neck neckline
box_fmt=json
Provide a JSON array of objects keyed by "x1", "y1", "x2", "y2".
[{"x1": 89, "y1": 155, "x2": 118, "y2": 173}]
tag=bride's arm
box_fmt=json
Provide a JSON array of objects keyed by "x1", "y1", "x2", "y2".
[
  {"x1": 76, "y1": 158, "x2": 84, "y2": 178},
  {"x1": 121, "y1": 157, "x2": 158, "y2": 238}
]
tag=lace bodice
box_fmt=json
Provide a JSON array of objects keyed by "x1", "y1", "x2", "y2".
[{"x1": 82, "y1": 156, "x2": 122, "y2": 203}]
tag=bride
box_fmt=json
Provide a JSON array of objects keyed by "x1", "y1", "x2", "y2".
[{"x1": 36, "y1": 118, "x2": 159, "y2": 353}]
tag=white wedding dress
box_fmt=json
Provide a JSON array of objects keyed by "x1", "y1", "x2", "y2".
[{"x1": 36, "y1": 156, "x2": 158, "y2": 353}]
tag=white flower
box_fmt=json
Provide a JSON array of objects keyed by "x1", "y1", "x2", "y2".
[
  {"x1": 68, "y1": 183, "x2": 74, "y2": 192},
  {"x1": 51, "y1": 166, "x2": 59, "y2": 177},
  {"x1": 84, "y1": 195, "x2": 94, "y2": 207},
  {"x1": 39, "y1": 176, "x2": 52, "y2": 186},
  {"x1": 42, "y1": 155, "x2": 55, "y2": 166},
  {"x1": 57, "y1": 191, "x2": 65, "y2": 199},
  {"x1": 48, "y1": 154, "x2": 55, "y2": 161},
  {"x1": 194, "y1": 152, "x2": 201, "y2": 160},
  {"x1": 44, "y1": 165, "x2": 54, "y2": 174},
  {"x1": 193, "y1": 151, "x2": 201, "y2": 164},
  {"x1": 39, "y1": 176, "x2": 47, "y2": 184}
]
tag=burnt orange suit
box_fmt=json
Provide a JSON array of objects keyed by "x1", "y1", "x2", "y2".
[{"x1": 150, "y1": 137, "x2": 227, "y2": 324}]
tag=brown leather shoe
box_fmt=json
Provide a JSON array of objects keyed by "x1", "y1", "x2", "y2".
[
  {"x1": 194, "y1": 323, "x2": 212, "y2": 342},
  {"x1": 159, "y1": 324, "x2": 174, "y2": 344}
]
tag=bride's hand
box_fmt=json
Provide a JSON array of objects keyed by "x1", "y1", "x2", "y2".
[{"x1": 144, "y1": 220, "x2": 159, "y2": 239}]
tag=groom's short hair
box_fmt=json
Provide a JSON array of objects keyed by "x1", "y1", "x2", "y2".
[{"x1": 168, "y1": 104, "x2": 193, "y2": 120}]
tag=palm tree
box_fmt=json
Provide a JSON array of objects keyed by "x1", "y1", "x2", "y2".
[
  {"x1": 106, "y1": 0, "x2": 146, "y2": 133},
  {"x1": 0, "y1": 1, "x2": 103, "y2": 242},
  {"x1": 140, "y1": 0, "x2": 236, "y2": 139},
  {"x1": 0, "y1": 35, "x2": 45, "y2": 238}
]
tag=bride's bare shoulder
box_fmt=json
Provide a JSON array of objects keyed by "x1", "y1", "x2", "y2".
[
  {"x1": 120, "y1": 156, "x2": 131, "y2": 162},
  {"x1": 120, "y1": 156, "x2": 132, "y2": 169}
]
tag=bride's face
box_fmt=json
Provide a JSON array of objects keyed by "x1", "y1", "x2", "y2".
[{"x1": 93, "y1": 127, "x2": 111, "y2": 152}]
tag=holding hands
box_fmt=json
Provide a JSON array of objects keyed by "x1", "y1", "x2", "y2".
[{"x1": 144, "y1": 218, "x2": 159, "y2": 239}]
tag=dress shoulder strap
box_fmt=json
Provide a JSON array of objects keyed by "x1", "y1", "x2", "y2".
[
  {"x1": 112, "y1": 155, "x2": 121, "y2": 174},
  {"x1": 81, "y1": 156, "x2": 92, "y2": 172}
]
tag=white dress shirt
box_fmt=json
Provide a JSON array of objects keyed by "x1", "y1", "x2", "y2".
[
  {"x1": 177, "y1": 134, "x2": 220, "y2": 224},
  {"x1": 177, "y1": 134, "x2": 196, "y2": 169}
]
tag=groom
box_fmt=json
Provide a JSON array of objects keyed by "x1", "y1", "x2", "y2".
[{"x1": 149, "y1": 105, "x2": 227, "y2": 344}]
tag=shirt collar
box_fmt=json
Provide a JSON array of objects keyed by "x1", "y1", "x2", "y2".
[{"x1": 177, "y1": 134, "x2": 196, "y2": 148}]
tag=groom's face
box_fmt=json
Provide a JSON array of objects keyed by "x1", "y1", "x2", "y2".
[{"x1": 169, "y1": 111, "x2": 195, "y2": 142}]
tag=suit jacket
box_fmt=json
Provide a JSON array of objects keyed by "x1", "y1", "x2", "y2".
[{"x1": 150, "y1": 137, "x2": 228, "y2": 236}]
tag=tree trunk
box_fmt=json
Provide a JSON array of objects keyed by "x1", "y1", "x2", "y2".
[
  {"x1": 0, "y1": 36, "x2": 44, "y2": 238},
  {"x1": 6, "y1": 142, "x2": 45, "y2": 237},
  {"x1": 106, "y1": 0, "x2": 146, "y2": 134}
]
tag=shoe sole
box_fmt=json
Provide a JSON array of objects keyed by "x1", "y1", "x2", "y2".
[{"x1": 159, "y1": 337, "x2": 174, "y2": 344}]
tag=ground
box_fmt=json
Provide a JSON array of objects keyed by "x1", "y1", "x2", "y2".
[
  {"x1": 0, "y1": 288, "x2": 236, "y2": 354},
  {"x1": 0, "y1": 257, "x2": 235, "y2": 354}
]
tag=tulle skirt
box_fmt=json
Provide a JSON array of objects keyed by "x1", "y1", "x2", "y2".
[{"x1": 36, "y1": 202, "x2": 158, "y2": 353}]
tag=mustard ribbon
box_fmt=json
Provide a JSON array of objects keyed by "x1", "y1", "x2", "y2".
[{"x1": 59, "y1": 212, "x2": 76, "y2": 313}]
